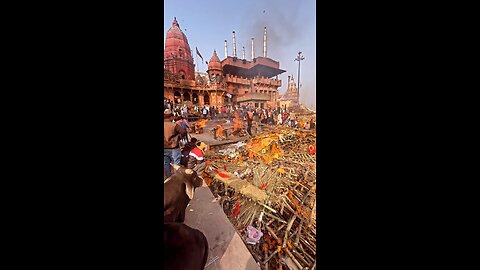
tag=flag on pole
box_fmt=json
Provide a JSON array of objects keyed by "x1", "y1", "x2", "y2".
[{"x1": 196, "y1": 47, "x2": 204, "y2": 62}]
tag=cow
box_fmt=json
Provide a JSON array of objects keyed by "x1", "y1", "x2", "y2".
[
  {"x1": 164, "y1": 222, "x2": 209, "y2": 270},
  {"x1": 164, "y1": 164, "x2": 204, "y2": 223}
]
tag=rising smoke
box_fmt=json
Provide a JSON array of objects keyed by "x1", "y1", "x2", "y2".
[{"x1": 237, "y1": 1, "x2": 316, "y2": 109}]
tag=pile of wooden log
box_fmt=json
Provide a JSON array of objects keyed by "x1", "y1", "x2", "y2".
[{"x1": 203, "y1": 129, "x2": 316, "y2": 270}]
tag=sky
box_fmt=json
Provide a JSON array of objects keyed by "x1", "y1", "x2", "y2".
[{"x1": 164, "y1": 0, "x2": 316, "y2": 109}]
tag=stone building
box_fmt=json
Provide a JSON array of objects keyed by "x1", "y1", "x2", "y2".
[
  {"x1": 278, "y1": 75, "x2": 299, "y2": 108},
  {"x1": 164, "y1": 17, "x2": 195, "y2": 80},
  {"x1": 164, "y1": 17, "x2": 286, "y2": 108}
]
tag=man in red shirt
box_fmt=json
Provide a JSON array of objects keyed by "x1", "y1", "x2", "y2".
[{"x1": 187, "y1": 141, "x2": 208, "y2": 175}]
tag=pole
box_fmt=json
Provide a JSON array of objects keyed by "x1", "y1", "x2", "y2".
[
  {"x1": 297, "y1": 57, "x2": 300, "y2": 103},
  {"x1": 294, "y1": 52, "x2": 305, "y2": 104},
  {"x1": 195, "y1": 53, "x2": 199, "y2": 73}
]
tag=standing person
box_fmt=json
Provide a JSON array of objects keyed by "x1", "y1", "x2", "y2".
[
  {"x1": 310, "y1": 118, "x2": 316, "y2": 129},
  {"x1": 284, "y1": 112, "x2": 291, "y2": 127},
  {"x1": 226, "y1": 106, "x2": 231, "y2": 121},
  {"x1": 174, "y1": 106, "x2": 181, "y2": 117},
  {"x1": 246, "y1": 108, "x2": 254, "y2": 136},
  {"x1": 164, "y1": 109, "x2": 187, "y2": 178},
  {"x1": 260, "y1": 110, "x2": 266, "y2": 124},
  {"x1": 182, "y1": 104, "x2": 188, "y2": 119},
  {"x1": 221, "y1": 106, "x2": 226, "y2": 119},
  {"x1": 253, "y1": 109, "x2": 259, "y2": 123},
  {"x1": 176, "y1": 116, "x2": 191, "y2": 145},
  {"x1": 282, "y1": 112, "x2": 288, "y2": 125},
  {"x1": 202, "y1": 106, "x2": 208, "y2": 119},
  {"x1": 277, "y1": 112, "x2": 283, "y2": 125},
  {"x1": 267, "y1": 111, "x2": 274, "y2": 125}
]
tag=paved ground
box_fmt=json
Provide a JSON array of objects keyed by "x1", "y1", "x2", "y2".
[
  {"x1": 184, "y1": 182, "x2": 260, "y2": 270},
  {"x1": 188, "y1": 118, "x2": 266, "y2": 147}
]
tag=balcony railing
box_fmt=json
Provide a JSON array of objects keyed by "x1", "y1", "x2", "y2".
[
  {"x1": 252, "y1": 77, "x2": 281, "y2": 87},
  {"x1": 225, "y1": 75, "x2": 250, "y2": 85}
]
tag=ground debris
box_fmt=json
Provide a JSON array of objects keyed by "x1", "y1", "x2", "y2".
[{"x1": 203, "y1": 128, "x2": 316, "y2": 270}]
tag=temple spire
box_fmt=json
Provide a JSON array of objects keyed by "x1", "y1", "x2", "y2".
[{"x1": 173, "y1": 17, "x2": 179, "y2": 27}]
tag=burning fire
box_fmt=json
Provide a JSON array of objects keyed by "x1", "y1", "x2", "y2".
[
  {"x1": 215, "y1": 125, "x2": 225, "y2": 138},
  {"x1": 233, "y1": 111, "x2": 242, "y2": 132},
  {"x1": 195, "y1": 119, "x2": 208, "y2": 131}
]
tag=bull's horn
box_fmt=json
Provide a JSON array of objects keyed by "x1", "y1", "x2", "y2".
[
  {"x1": 171, "y1": 163, "x2": 180, "y2": 170},
  {"x1": 185, "y1": 169, "x2": 193, "y2": 175},
  {"x1": 164, "y1": 177, "x2": 172, "y2": 184}
]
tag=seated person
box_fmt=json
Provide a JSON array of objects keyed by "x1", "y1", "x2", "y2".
[{"x1": 187, "y1": 141, "x2": 208, "y2": 176}]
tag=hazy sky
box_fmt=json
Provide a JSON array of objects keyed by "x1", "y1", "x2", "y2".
[{"x1": 164, "y1": 0, "x2": 316, "y2": 109}]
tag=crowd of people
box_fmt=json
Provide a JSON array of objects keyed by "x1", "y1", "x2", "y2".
[
  {"x1": 163, "y1": 101, "x2": 316, "y2": 177},
  {"x1": 163, "y1": 98, "x2": 237, "y2": 121},
  {"x1": 163, "y1": 99, "x2": 316, "y2": 131}
]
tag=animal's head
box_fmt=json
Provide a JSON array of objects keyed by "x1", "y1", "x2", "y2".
[{"x1": 170, "y1": 164, "x2": 203, "y2": 199}]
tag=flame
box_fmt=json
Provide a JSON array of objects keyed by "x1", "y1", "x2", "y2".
[
  {"x1": 195, "y1": 119, "x2": 208, "y2": 130},
  {"x1": 233, "y1": 111, "x2": 242, "y2": 132},
  {"x1": 215, "y1": 125, "x2": 225, "y2": 138}
]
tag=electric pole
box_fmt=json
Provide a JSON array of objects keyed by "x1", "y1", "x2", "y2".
[{"x1": 294, "y1": 52, "x2": 305, "y2": 104}]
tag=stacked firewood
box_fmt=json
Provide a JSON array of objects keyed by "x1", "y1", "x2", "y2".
[{"x1": 203, "y1": 129, "x2": 316, "y2": 270}]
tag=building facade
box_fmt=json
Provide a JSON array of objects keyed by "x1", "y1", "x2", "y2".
[
  {"x1": 164, "y1": 17, "x2": 286, "y2": 109},
  {"x1": 278, "y1": 75, "x2": 300, "y2": 108}
]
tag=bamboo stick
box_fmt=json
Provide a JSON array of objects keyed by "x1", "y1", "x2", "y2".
[
  {"x1": 282, "y1": 214, "x2": 297, "y2": 249},
  {"x1": 257, "y1": 202, "x2": 277, "y2": 213},
  {"x1": 266, "y1": 225, "x2": 280, "y2": 241},
  {"x1": 276, "y1": 224, "x2": 285, "y2": 233},
  {"x1": 291, "y1": 247, "x2": 310, "y2": 266},
  {"x1": 264, "y1": 212, "x2": 287, "y2": 224},
  {"x1": 262, "y1": 249, "x2": 279, "y2": 264},
  {"x1": 285, "y1": 249, "x2": 303, "y2": 270}
]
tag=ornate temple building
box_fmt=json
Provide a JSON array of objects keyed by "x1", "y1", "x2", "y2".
[
  {"x1": 164, "y1": 17, "x2": 195, "y2": 80},
  {"x1": 278, "y1": 75, "x2": 300, "y2": 108},
  {"x1": 164, "y1": 18, "x2": 286, "y2": 109}
]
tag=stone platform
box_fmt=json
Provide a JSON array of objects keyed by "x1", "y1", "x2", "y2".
[{"x1": 184, "y1": 182, "x2": 260, "y2": 270}]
